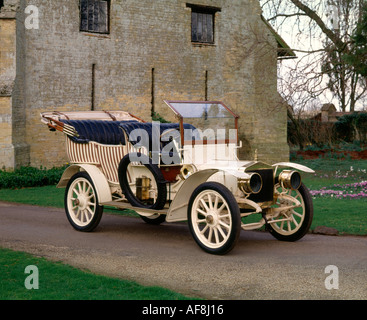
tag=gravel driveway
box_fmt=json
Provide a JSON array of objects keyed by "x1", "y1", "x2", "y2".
[{"x1": 1, "y1": 201, "x2": 366, "y2": 300}]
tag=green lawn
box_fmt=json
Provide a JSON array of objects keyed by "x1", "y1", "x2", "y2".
[
  {"x1": 0, "y1": 185, "x2": 64, "y2": 208},
  {"x1": 0, "y1": 248, "x2": 196, "y2": 300},
  {"x1": 299, "y1": 158, "x2": 367, "y2": 235}
]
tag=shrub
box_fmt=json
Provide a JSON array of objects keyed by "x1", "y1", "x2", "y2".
[
  {"x1": 335, "y1": 112, "x2": 367, "y2": 143},
  {"x1": 0, "y1": 166, "x2": 66, "y2": 189},
  {"x1": 151, "y1": 111, "x2": 170, "y2": 123},
  {"x1": 287, "y1": 119, "x2": 335, "y2": 149}
]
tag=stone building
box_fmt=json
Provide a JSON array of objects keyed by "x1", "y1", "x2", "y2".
[{"x1": 0, "y1": 0, "x2": 293, "y2": 169}]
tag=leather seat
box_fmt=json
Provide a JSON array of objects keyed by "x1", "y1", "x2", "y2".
[{"x1": 61, "y1": 120, "x2": 126, "y2": 145}]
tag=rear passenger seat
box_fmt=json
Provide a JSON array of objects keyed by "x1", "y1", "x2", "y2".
[{"x1": 60, "y1": 119, "x2": 130, "y2": 145}]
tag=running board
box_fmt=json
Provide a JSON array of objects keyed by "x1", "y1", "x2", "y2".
[{"x1": 101, "y1": 201, "x2": 168, "y2": 217}]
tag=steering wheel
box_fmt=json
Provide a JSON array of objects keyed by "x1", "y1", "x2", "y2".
[{"x1": 160, "y1": 128, "x2": 181, "y2": 143}]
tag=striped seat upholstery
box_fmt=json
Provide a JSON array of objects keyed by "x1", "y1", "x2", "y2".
[{"x1": 63, "y1": 120, "x2": 144, "y2": 184}]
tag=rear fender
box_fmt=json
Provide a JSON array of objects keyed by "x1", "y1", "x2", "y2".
[{"x1": 57, "y1": 164, "x2": 112, "y2": 203}]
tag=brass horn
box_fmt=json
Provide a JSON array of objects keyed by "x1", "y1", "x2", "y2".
[{"x1": 179, "y1": 164, "x2": 196, "y2": 180}]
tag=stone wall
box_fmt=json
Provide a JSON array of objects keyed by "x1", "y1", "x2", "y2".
[
  {"x1": 0, "y1": 0, "x2": 29, "y2": 169},
  {"x1": 2, "y1": 0, "x2": 289, "y2": 169}
]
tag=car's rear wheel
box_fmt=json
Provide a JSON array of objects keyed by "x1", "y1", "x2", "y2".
[
  {"x1": 188, "y1": 182, "x2": 241, "y2": 255},
  {"x1": 65, "y1": 172, "x2": 104, "y2": 232}
]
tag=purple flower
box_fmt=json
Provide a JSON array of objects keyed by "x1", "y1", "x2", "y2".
[{"x1": 310, "y1": 179, "x2": 367, "y2": 200}]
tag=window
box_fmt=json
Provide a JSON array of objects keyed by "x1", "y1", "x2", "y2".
[
  {"x1": 0, "y1": 0, "x2": 4, "y2": 10},
  {"x1": 80, "y1": 0, "x2": 110, "y2": 34},
  {"x1": 187, "y1": 4, "x2": 220, "y2": 44}
]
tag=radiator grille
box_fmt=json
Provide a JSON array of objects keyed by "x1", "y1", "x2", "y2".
[{"x1": 247, "y1": 169, "x2": 274, "y2": 203}]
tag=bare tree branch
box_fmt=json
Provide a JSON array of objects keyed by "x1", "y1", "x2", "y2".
[
  {"x1": 289, "y1": 0, "x2": 346, "y2": 51},
  {"x1": 268, "y1": 13, "x2": 307, "y2": 21},
  {"x1": 261, "y1": 0, "x2": 367, "y2": 112}
]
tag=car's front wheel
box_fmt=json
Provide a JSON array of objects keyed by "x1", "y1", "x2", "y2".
[
  {"x1": 188, "y1": 182, "x2": 241, "y2": 255},
  {"x1": 267, "y1": 180, "x2": 313, "y2": 241}
]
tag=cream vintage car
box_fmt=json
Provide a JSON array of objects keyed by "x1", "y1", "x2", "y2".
[{"x1": 41, "y1": 101, "x2": 314, "y2": 255}]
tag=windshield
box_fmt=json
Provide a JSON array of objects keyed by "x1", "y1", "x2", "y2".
[
  {"x1": 164, "y1": 101, "x2": 238, "y2": 145},
  {"x1": 165, "y1": 101, "x2": 235, "y2": 119}
]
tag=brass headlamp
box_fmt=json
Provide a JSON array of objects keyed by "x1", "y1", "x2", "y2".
[
  {"x1": 278, "y1": 170, "x2": 301, "y2": 190},
  {"x1": 238, "y1": 172, "x2": 262, "y2": 194}
]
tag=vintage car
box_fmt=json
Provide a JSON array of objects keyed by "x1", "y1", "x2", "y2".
[{"x1": 41, "y1": 101, "x2": 314, "y2": 255}]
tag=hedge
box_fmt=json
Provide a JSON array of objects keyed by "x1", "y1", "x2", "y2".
[
  {"x1": 0, "y1": 166, "x2": 66, "y2": 189},
  {"x1": 288, "y1": 112, "x2": 367, "y2": 148}
]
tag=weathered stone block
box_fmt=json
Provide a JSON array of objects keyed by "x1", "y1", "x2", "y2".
[{"x1": 2, "y1": 0, "x2": 289, "y2": 169}]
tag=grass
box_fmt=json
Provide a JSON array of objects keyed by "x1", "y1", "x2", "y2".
[
  {"x1": 311, "y1": 197, "x2": 367, "y2": 235},
  {"x1": 299, "y1": 158, "x2": 367, "y2": 188},
  {"x1": 0, "y1": 248, "x2": 196, "y2": 300},
  {"x1": 0, "y1": 186, "x2": 64, "y2": 208},
  {"x1": 0, "y1": 186, "x2": 138, "y2": 217},
  {"x1": 299, "y1": 158, "x2": 367, "y2": 235}
]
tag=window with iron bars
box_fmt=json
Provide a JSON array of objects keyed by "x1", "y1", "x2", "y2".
[
  {"x1": 80, "y1": 0, "x2": 110, "y2": 34},
  {"x1": 187, "y1": 4, "x2": 221, "y2": 44}
]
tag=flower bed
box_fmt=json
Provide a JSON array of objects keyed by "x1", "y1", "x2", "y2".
[
  {"x1": 310, "y1": 181, "x2": 367, "y2": 199},
  {"x1": 309, "y1": 166, "x2": 367, "y2": 199}
]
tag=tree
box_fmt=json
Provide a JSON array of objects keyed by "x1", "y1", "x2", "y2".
[
  {"x1": 261, "y1": 0, "x2": 367, "y2": 112},
  {"x1": 344, "y1": 2, "x2": 367, "y2": 77}
]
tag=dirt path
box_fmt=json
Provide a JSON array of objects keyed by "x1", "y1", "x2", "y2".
[{"x1": 1, "y1": 201, "x2": 366, "y2": 300}]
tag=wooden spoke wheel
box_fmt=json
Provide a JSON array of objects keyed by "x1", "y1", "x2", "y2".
[
  {"x1": 65, "y1": 172, "x2": 104, "y2": 232},
  {"x1": 188, "y1": 182, "x2": 241, "y2": 255}
]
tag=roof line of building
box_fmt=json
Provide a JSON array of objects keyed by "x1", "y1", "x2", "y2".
[{"x1": 261, "y1": 15, "x2": 297, "y2": 60}]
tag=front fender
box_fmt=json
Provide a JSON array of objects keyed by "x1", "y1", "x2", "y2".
[
  {"x1": 166, "y1": 169, "x2": 219, "y2": 222},
  {"x1": 57, "y1": 164, "x2": 112, "y2": 203},
  {"x1": 272, "y1": 162, "x2": 315, "y2": 174},
  {"x1": 166, "y1": 168, "x2": 250, "y2": 222}
]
